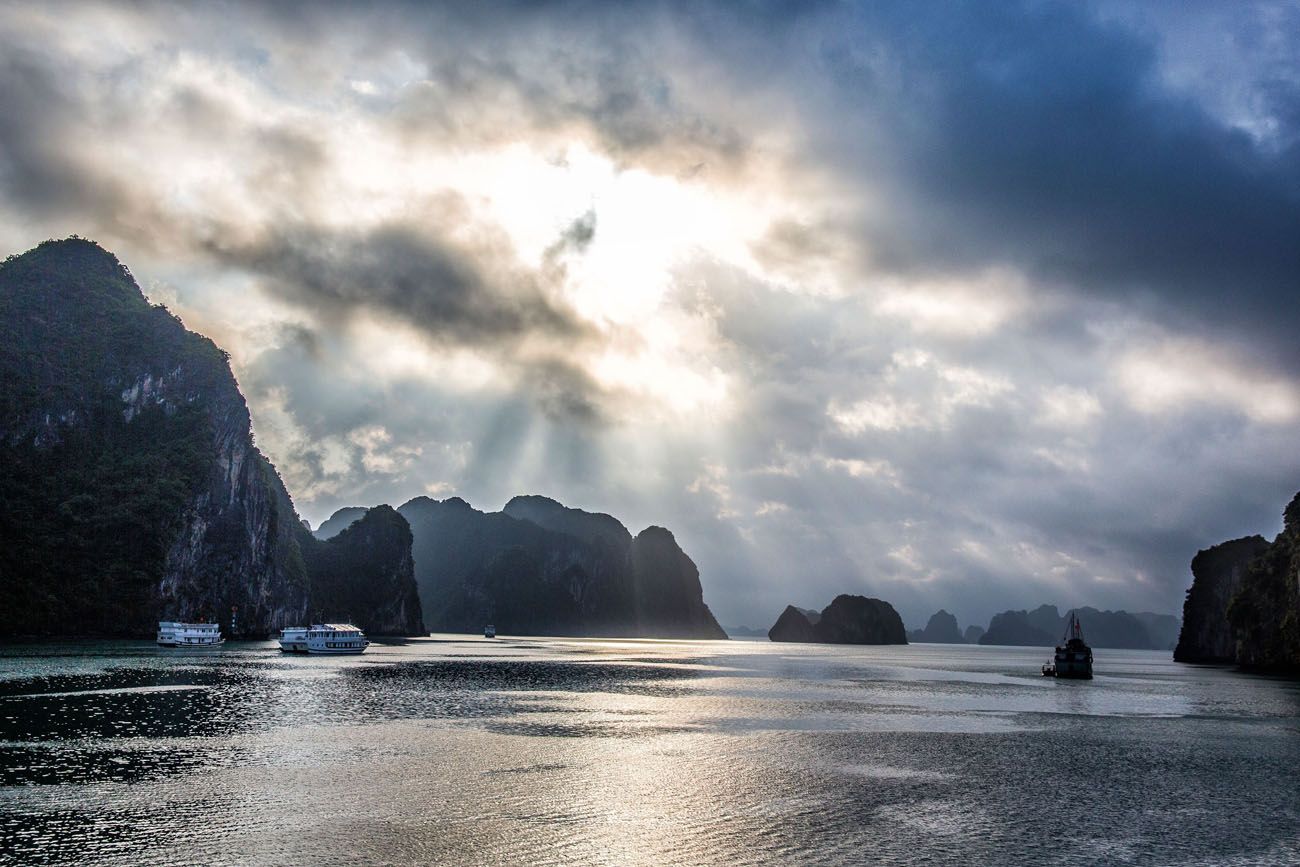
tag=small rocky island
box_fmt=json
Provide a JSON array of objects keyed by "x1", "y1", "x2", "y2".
[{"x1": 768, "y1": 595, "x2": 908, "y2": 644}]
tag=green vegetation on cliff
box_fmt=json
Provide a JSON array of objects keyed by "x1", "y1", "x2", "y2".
[
  {"x1": 0, "y1": 240, "x2": 231, "y2": 635},
  {"x1": 0, "y1": 403, "x2": 213, "y2": 634},
  {"x1": 298, "y1": 506, "x2": 424, "y2": 635},
  {"x1": 0, "y1": 238, "x2": 423, "y2": 637}
]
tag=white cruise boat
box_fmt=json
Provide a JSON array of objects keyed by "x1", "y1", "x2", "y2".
[
  {"x1": 304, "y1": 623, "x2": 369, "y2": 654},
  {"x1": 278, "y1": 627, "x2": 308, "y2": 653},
  {"x1": 157, "y1": 621, "x2": 224, "y2": 648}
]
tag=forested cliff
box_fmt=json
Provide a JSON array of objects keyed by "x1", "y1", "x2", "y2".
[{"x1": 0, "y1": 239, "x2": 423, "y2": 637}]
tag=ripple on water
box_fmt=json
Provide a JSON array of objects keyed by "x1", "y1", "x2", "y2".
[{"x1": 0, "y1": 641, "x2": 1297, "y2": 866}]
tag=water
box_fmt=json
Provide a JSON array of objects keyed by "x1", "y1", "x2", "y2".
[{"x1": 1, "y1": 638, "x2": 1297, "y2": 866}]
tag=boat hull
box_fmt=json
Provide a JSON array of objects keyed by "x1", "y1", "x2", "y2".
[
  {"x1": 157, "y1": 639, "x2": 225, "y2": 648},
  {"x1": 1053, "y1": 649, "x2": 1093, "y2": 679}
]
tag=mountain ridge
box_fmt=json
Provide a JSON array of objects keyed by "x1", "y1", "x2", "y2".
[{"x1": 393, "y1": 494, "x2": 726, "y2": 638}]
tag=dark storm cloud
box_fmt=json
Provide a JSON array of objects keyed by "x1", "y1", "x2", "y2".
[
  {"x1": 206, "y1": 220, "x2": 592, "y2": 347},
  {"x1": 797, "y1": 1, "x2": 1300, "y2": 365},
  {"x1": 205, "y1": 217, "x2": 614, "y2": 426},
  {"x1": 0, "y1": 41, "x2": 155, "y2": 231},
  {"x1": 0, "y1": 46, "x2": 79, "y2": 211}
]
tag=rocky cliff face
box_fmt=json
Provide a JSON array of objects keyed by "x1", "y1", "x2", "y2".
[
  {"x1": 397, "y1": 494, "x2": 726, "y2": 638},
  {"x1": 1228, "y1": 501, "x2": 1300, "y2": 669},
  {"x1": 768, "y1": 595, "x2": 907, "y2": 644},
  {"x1": 0, "y1": 239, "x2": 421, "y2": 637},
  {"x1": 298, "y1": 506, "x2": 424, "y2": 635},
  {"x1": 1174, "y1": 537, "x2": 1269, "y2": 662},
  {"x1": 628, "y1": 526, "x2": 726, "y2": 638},
  {"x1": 768, "y1": 606, "x2": 819, "y2": 642},
  {"x1": 1177, "y1": 492, "x2": 1300, "y2": 671}
]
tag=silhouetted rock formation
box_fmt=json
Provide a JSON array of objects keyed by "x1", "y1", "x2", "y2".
[
  {"x1": 503, "y1": 494, "x2": 631, "y2": 549},
  {"x1": 979, "y1": 608, "x2": 1057, "y2": 646},
  {"x1": 1068, "y1": 607, "x2": 1157, "y2": 650},
  {"x1": 977, "y1": 603, "x2": 1178, "y2": 649},
  {"x1": 963, "y1": 625, "x2": 985, "y2": 644},
  {"x1": 911, "y1": 609, "x2": 965, "y2": 643},
  {"x1": 396, "y1": 494, "x2": 726, "y2": 639},
  {"x1": 1175, "y1": 537, "x2": 1272, "y2": 664},
  {"x1": 1176, "y1": 494, "x2": 1300, "y2": 671},
  {"x1": 298, "y1": 506, "x2": 424, "y2": 635},
  {"x1": 313, "y1": 506, "x2": 369, "y2": 540},
  {"x1": 768, "y1": 596, "x2": 907, "y2": 644},
  {"x1": 769, "y1": 606, "x2": 820, "y2": 642},
  {"x1": 0, "y1": 239, "x2": 423, "y2": 637}
]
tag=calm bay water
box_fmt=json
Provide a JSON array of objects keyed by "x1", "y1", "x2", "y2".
[{"x1": 1, "y1": 637, "x2": 1297, "y2": 866}]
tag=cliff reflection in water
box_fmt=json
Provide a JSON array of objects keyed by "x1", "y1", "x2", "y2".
[{"x1": 1, "y1": 638, "x2": 1298, "y2": 865}]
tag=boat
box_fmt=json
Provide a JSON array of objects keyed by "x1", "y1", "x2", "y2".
[
  {"x1": 484, "y1": 624, "x2": 496, "y2": 638},
  {"x1": 1046, "y1": 611, "x2": 1093, "y2": 679},
  {"x1": 157, "y1": 621, "x2": 224, "y2": 648},
  {"x1": 303, "y1": 623, "x2": 369, "y2": 654},
  {"x1": 278, "y1": 627, "x2": 308, "y2": 653}
]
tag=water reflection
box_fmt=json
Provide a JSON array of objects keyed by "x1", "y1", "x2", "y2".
[{"x1": 0, "y1": 639, "x2": 1297, "y2": 865}]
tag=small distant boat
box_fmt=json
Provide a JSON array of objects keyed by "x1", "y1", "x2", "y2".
[
  {"x1": 157, "y1": 621, "x2": 224, "y2": 648},
  {"x1": 1045, "y1": 611, "x2": 1093, "y2": 679},
  {"x1": 303, "y1": 623, "x2": 369, "y2": 654},
  {"x1": 484, "y1": 624, "x2": 496, "y2": 638},
  {"x1": 278, "y1": 627, "x2": 308, "y2": 653}
]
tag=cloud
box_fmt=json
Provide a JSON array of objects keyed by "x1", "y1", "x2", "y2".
[
  {"x1": 801, "y1": 1, "x2": 1300, "y2": 368},
  {"x1": 206, "y1": 218, "x2": 593, "y2": 349},
  {"x1": 1115, "y1": 338, "x2": 1300, "y2": 423},
  {"x1": 1, "y1": 0, "x2": 1299, "y2": 632}
]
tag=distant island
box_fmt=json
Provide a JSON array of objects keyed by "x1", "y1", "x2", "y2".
[
  {"x1": 909, "y1": 609, "x2": 964, "y2": 643},
  {"x1": 311, "y1": 495, "x2": 727, "y2": 639},
  {"x1": 902, "y1": 604, "x2": 1180, "y2": 650},
  {"x1": 759, "y1": 595, "x2": 1180, "y2": 649},
  {"x1": 1175, "y1": 492, "x2": 1300, "y2": 672},
  {"x1": 768, "y1": 595, "x2": 908, "y2": 644},
  {"x1": 724, "y1": 624, "x2": 769, "y2": 638}
]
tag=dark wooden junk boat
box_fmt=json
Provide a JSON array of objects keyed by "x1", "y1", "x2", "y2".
[{"x1": 1042, "y1": 610, "x2": 1093, "y2": 679}]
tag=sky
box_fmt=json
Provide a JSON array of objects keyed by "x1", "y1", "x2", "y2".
[{"x1": 2, "y1": 0, "x2": 1298, "y2": 631}]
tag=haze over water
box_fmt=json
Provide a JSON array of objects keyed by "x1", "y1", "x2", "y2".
[{"x1": 0, "y1": 638, "x2": 1296, "y2": 865}]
